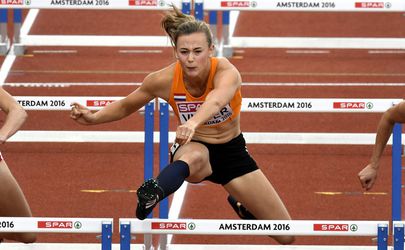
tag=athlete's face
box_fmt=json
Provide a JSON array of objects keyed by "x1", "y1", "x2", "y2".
[{"x1": 175, "y1": 32, "x2": 214, "y2": 78}]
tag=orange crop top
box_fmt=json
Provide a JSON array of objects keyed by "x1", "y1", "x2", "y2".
[{"x1": 168, "y1": 57, "x2": 242, "y2": 127}]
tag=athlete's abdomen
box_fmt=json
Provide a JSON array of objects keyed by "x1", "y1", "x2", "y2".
[{"x1": 192, "y1": 116, "x2": 241, "y2": 144}]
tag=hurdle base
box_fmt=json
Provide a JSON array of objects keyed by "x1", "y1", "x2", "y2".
[
  {"x1": 0, "y1": 38, "x2": 10, "y2": 55},
  {"x1": 222, "y1": 45, "x2": 234, "y2": 58},
  {"x1": 13, "y1": 43, "x2": 25, "y2": 56}
]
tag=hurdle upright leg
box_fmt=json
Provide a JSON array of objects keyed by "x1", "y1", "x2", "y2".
[
  {"x1": 209, "y1": 11, "x2": 218, "y2": 51},
  {"x1": 377, "y1": 224, "x2": 388, "y2": 250},
  {"x1": 158, "y1": 102, "x2": 169, "y2": 250},
  {"x1": 144, "y1": 102, "x2": 155, "y2": 183},
  {"x1": 222, "y1": 11, "x2": 233, "y2": 58},
  {"x1": 181, "y1": 0, "x2": 191, "y2": 15},
  {"x1": 142, "y1": 102, "x2": 155, "y2": 249},
  {"x1": 194, "y1": 0, "x2": 204, "y2": 20},
  {"x1": 13, "y1": 9, "x2": 24, "y2": 55},
  {"x1": 101, "y1": 221, "x2": 112, "y2": 250},
  {"x1": 393, "y1": 222, "x2": 404, "y2": 250},
  {"x1": 120, "y1": 222, "x2": 131, "y2": 250},
  {"x1": 159, "y1": 102, "x2": 169, "y2": 219},
  {"x1": 392, "y1": 123, "x2": 402, "y2": 222},
  {"x1": 0, "y1": 9, "x2": 8, "y2": 55}
]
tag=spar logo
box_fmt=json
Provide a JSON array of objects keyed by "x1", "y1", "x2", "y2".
[
  {"x1": 221, "y1": 1, "x2": 257, "y2": 8},
  {"x1": 86, "y1": 100, "x2": 115, "y2": 107},
  {"x1": 355, "y1": 2, "x2": 389, "y2": 8},
  {"x1": 0, "y1": 0, "x2": 23, "y2": 5},
  {"x1": 37, "y1": 221, "x2": 73, "y2": 229},
  {"x1": 177, "y1": 102, "x2": 202, "y2": 113},
  {"x1": 313, "y1": 224, "x2": 358, "y2": 232},
  {"x1": 333, "y1": 102, "x2": 373, "y2": 109},
  {"x1": 151, "y1": 222, "x2": 187, "y2": 230},
  {"x1": 74, "y1": 221, "x2": 82, "y2": 229},
  {"x1": 128, "y1": 0, "x2": 159, "y2": 6}
]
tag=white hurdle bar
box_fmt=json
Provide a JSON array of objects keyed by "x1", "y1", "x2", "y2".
[
  {"x1": 119, "y1": 219, "x2": 389, "y2": 250},
  {"x1": 0, "y1": 0, "x2": 191, "y2": 55},
  {"x1": 13, "y1": 96, "x2": 402, "y2": 112},
  {"x1": 0, "y1": 0, "x2": 184, "y2": 10},
  {"x1": 199, "y1": 0, "x2": 405, "y2": 57},
  {"x1": 203, "y1": 0, "x2": 405, "y2": 12},
  {"x1": 9, "y1": 96, "x2": 404, "y2": 145},
  {"x1": 0, "y1": 217, "x2": 113, "y2": 250}
]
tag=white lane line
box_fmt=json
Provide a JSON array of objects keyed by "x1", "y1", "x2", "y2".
[
  {"x1": 20, "y1": 9, "x2": 39, "y2": 36},
  {"x1": 286, "y1": 50, "x2": 330, "y2": 54},
  {"x1": 3, "y1": 82, "x2": 141, "y2": 87},
  {"x1": 368, "y1": 50, "x2": 405, "y2": 54},
  {"x1": 167, "y1": 182, "x2": 188, "y2": 244},
  {"x1": 230, "y1": 11, "x2": 239, "y2": 37},
  {"x1": 118, "y1": 49, "x2": 163, "y2": 54},
  {"x1": 0, "y1": 55, "x2": 17, "y2": 85},
  {"x1": 33, "y1": 50, "x2": 77, "y2": 54},
  {"x1": 241, "y1": 82, "x2": 405, "y2": 86}
]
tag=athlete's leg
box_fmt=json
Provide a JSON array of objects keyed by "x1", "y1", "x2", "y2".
[
  {"x1": 173, "y1": 142, "x2": 212, "y2": 183},
  {"x1": 223, "y1": 169, "x2": 294, "y2": 245},
  {"x1": 227, "y1": 195, "x2": 256, "y2": 220},
  {"x1": 0, "y1": 160, "x2": 36, "y2": 243},
  {"x1": 136, "y1": 142, "x2": 212, "y2": 219}
]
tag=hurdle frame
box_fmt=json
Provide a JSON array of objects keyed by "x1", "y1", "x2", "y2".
[
  {"x1": 119, "y1": 218, "x2": 389, "y2": 250},
  {"x1": 0, "y1": 217, "x2": 113, "y2": 250},
  {"x1": 6, "y1": 96, "x2": 405, "y2": 248},
  {"x1": 0, "y1": 0, "x2": 192, "y2": 55},
  {"x1": 195, "y1": 0, "x2": 405, "y2": 57}
]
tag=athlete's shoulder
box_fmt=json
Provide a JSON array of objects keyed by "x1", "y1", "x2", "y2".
[
  {"x1": 144, "y1": 62, "x2": 176, "y2": 86},
  {"x1": 215, "y1": 57, "x2": 237, "y2": 71}
]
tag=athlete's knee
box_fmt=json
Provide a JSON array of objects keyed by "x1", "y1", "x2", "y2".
[
  {"x1": 274, "y1": 235, "x2": 295, "y2": 245},
  {"x1": 182, "y1": 150, "x2": 208, "y2": 165},
  {"x1": 181, "y1": 154, "x2": 210, "y2": 176},
  {"x1": 186, "y1": 169, "x2": 211, "y2": 183}
]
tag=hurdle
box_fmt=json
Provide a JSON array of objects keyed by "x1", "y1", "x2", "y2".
[
  {"x1": 195, "y1": 0, "x2": 405, "y2": 57},
  {"x1": 0, "y1": 217, "x2": 113, "y2": 250},
  {"x1": 0, "y1": 8, "x2": 21, "y2": 54},
  {"x1": 9, "y1": 96, "x2": 404, "y2": 220},
  {"x1": 7, "y1": 96, "x2": 404, "y2": 248},
  {"x1": 119, "y1": 218, "x2": 389, "y2": 250},
  {"x1": 0, "y1": 0, "x2": 191, "y2": 55}
]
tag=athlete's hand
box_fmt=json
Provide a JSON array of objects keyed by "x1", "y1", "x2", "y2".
[
  {"x1": 358, "y1": 163, "x2": 378, "y2": 191},
  {"x1": 70, "y1": 102, "x2": 95, "y2": 125},
  {"x1": 175, "y1": 121, "x2": 197, "y2": 145}
]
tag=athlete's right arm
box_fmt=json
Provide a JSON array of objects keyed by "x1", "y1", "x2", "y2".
[
  {"x1": 358, "y1": 101, "x2": 405, "y2": 190},
  {"x1": 0, "y1": 87, "x2": 27, "y2": 143},
  {"x1": 70, "y1": 74, "x2": 159, "y2": 125}
]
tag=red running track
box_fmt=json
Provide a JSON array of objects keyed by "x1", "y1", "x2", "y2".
[{"x1": 1, "y1": 9, "x2": 405, "y2": 246}]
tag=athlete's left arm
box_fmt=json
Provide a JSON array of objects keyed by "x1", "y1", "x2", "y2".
[{"x1": 176, "y1": 59, "x2": 241, "y2": 144}]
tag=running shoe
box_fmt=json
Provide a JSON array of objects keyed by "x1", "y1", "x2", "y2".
[
  {"x1": 136, "y1": 178, "x2": 163, "y2": 220},
  {"x1": 227, "y1": 195, "x2": 256, "y2": 220}
]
